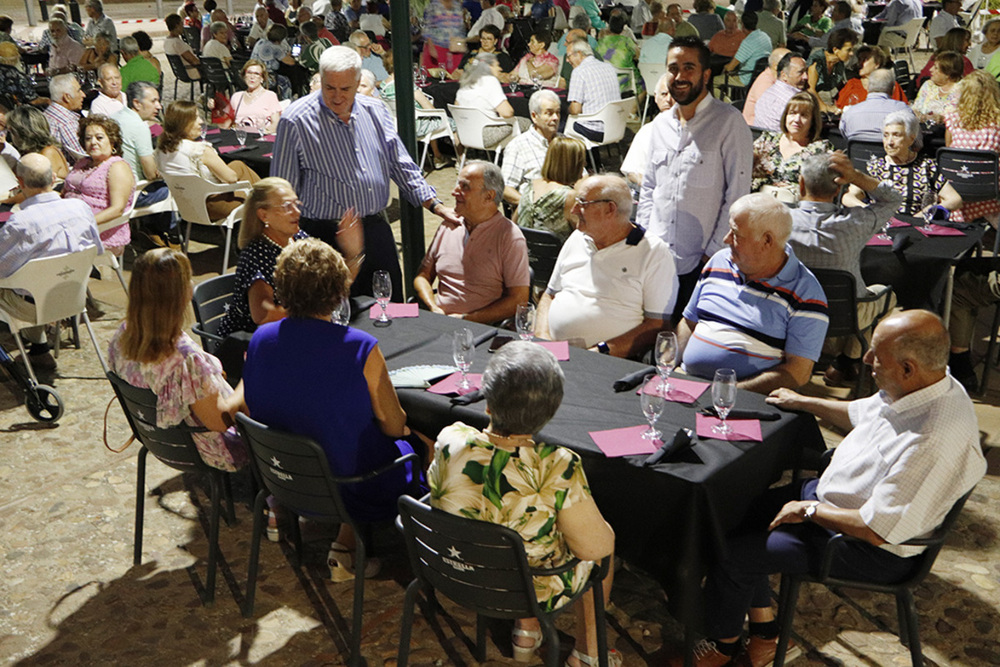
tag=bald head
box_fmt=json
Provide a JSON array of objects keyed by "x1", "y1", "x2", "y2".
[
  {"x1": 16, "y1": 153, "x2": 55, "y2": 191},
  {"x1": 769, "y1": 47, "x2": 791, "y2": 71},
  {"x1": 879, "y1": 310, "x2": 950, "y2": 373}
]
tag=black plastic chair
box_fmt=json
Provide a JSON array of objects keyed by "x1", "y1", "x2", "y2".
[
  {"x1": 200, "y1": 56, "x2": 233, "y2": 113},
  {"x1": 519, "y1": 226, "x2": 564, "y2": 295},
  {"x1": 235, "y1": 413, "x2": 419, "y2": 667},
  {"x1": 183, "y1": 25, "x2": 202, "y2": 54},
  {"x1": 720, "y1": 55, "x2": 768, "y2": 103},
  {"x1": 191, "y1": 273, "x2": 236, "y2": 356},
  {"x1": 395, "y1": 495, "x2": 612, "y2": 667},
  {"x1": 893, "y1": 59, "x2": 916, "y2": 99},
  {"x1": 810, "y1": 268, "x2": 894, "y2": 397},
  {"x1": 774, "y1": 487, "x2": 977, "y2": 667},
  {"x1": 166, "y1": 53, "x2": 202, "y2": 100},
  {"x1": 107, "y1": 371, "x2": 235, "y2": 605},
  {"x1": 847, "y1": 139, "x2": 886, "y2": 173}
]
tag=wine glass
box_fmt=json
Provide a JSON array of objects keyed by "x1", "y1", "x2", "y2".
[
  {"x1": 372, "y1": 270, "x2": 391, "y2": 324},
  {"x1": 655, "y1": 331, "x2": 678, "y2": 393},
  {"x1": 452, "y1": 328, "x2": 475, "y2": 390},
  {"x1": 234, "y1": 126, "x2": 246, "y2": 147},
  {"x1": 640, "y1": 376, "x2": 665, "y2": 441},
  {"x1": 515, "y1": 303, "x2": 535, "y2": 341},
  {"x1": 711, "y1": 369, "x2": 738, "y2": 435},
  {"x1": 531, "y1": 74, "x2": 541, "y2": 89},
  {"x1": 509, "y1": 79, "x2": 518, "y2": 94},
  {"x1": 255, "y1": 117, "x2": 266, "y2": 140},
  {"x1": 332, "y1": 296, "x2": 350, "y2": 326}
]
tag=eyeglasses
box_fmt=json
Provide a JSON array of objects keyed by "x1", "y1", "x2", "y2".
[
  {"x1": 574, "y1": 197, "x2": 613, "y2": 208},
  {"x1": 270, "y1": 199, "x2": 302, "y2": 214},
  {"x1": 245, "y1": 69, "x2": 264, "y2": 77}
]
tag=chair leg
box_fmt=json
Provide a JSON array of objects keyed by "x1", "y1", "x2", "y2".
[
  {"x1": 81, "y1": 312, "x2": 110, "y2": 375},
  {"x1": 243, "y1": 489, "x2": 268, "y2": 617},
  {"x1": 204, "y1": 472, "x2": 222, "y2": 606},
  {"x1": 183, "y1": 220, "x2": 194, "y2": 254},
  {"x1": 898, "y1": 590, "x2": 924, "y2": 666},
  {"x1": 540, "y1": 618, "x2": 561, "y2": 667},
  {"x1": 222, "y1": 225, "x2": 234, "y2": 273},
  {"x1": 979, "y1": 302, "x2": 1000, "y2": 394},
  {"x1": 289, "y1": 510, "x2": 303, "y2": 567},
  {"x1": 396, "y1": 580, "x2": 423, "y2": 667},
  {"x1": 349, "y1": 539, "x2": 366, "y2": 667},
  {"x1": 110, "y1": 255, "x2": 129, "y2": 296},
  {"x1": 134, "y1": 447, "x2": 148, "y2": 566},
  {"x1": 592, "y1": 578, "x2": 609, "y2": 667},
  {"x1": 475, "y1": 614, "x2": 487, "y2": 663},
  {"x1": 774, "y1": 574, "x2": 801, "y2": 667},
  {"x1": 222, "y1": 473, "x2": 235, "y2": 526}
]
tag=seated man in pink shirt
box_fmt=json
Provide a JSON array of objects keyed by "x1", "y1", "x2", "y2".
[
  {"x1": 414, "y1": 161, "x2": 531, "y2": 324},
  {"x1": 743, "y1": 47, "x2": 788, "y2": 126}
]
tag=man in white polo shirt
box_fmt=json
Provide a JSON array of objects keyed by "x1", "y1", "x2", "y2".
[{"x1": 535, "y1": 174, "x2": 677, "y2": 358}]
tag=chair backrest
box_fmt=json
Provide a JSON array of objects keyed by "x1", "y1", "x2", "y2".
[
  {"x1": 234, "y1": 413, "x2": 356, "y2": 525},
  {"x1": 107, "y1": 371, "x2": 212, "y2": 473},
  {"x1": 809, "y1": 268, "x2": 859, "y2": 339},
  {"x1": 638, "y1": 61, "x2": 666, "y2": 99},
  {"x1": 397, "y1": 495, "x2": 543, "y2": 620},
  {"x1": 898, "y1": 487, "x2": 975, "y2": 585},
  {"x1": 900, "y1": 16, "x2": 926, "y2": 46},
  {"x1": 0, "y1": 247, "x2": 98, "y2": 326},
  {"x1": 182, "y1": 25, "x2": 202, "y2": 53},
  {"x1": 937, "y1": 147, "x2": 1000, "y2": 203},
  {"x1": 447, "y1": 104, "x2": 515, "y2": 151},
  {"x1": 200, "y1": 56, "x2": 232, "y2": 92},
  {"x1": 893, "y1": 59, "x2": 916, "y2": 98},
  {"x1": 519, "y1": 226, "x2": 564, "y2": 291},
  {"x1": 847, "y1": 139, "x2": 885, "y2": 173},
  {"x1": 586, "y1": 99, "x2": 633, "y2": 144},
  {"x1": 191, "y1": 273, "x2": 237, "y2": 352},
  {"x1": 161, "y1": 172, "x2": 219, "y2": 225},
  {"x1": 166, "y1": 53, "x2": 195, "y2": 83}
]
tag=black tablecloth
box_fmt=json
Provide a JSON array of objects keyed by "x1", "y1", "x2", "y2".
[
  {"x1": 351, "y1": 308, "x2": 825, "y2": 628},
  {"x1": 420, "y1": 80, "x2": 571, "y2": 121},
  {"x1": 860, "y1": 216, "x2": 984, "y2": 311},
  {"x1": 207, "y1": 128, "x2": 274, "y2": 176}
]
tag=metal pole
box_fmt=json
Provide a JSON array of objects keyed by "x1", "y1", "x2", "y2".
[
  {"x1": 226, "y1": 0, "x2": 234, "y2": 17},
  {"x1": 390, "y1": 0, "x2": 424, "y2": 300},
  {"x1": 155, "y1": 0, "x2": 165, "y2": 19},
  {"x1": 26, "y1": 0, "x2": 37, "y2": 27}
]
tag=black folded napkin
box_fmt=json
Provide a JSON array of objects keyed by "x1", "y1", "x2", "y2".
[
  {"x1": 472, "y1": 329, "x2": 498, "y2": 348},
  {"x1": 451, "y1": 389, "x2": 483, "y2": 405},
  {"x1": 700, "y1": 407, "x2": 781, "y2": 421},
  {"x1": 613, "y1": 366, "x2": 656, "y2": 392},
  {"x1": 892, "y1": 234, "x2": 913, "y2": 254},
  {"x1": 351, "y1": 295, "x2": 376, "y2": 313}
]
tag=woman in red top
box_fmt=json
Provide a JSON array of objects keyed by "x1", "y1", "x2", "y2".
[{"x1": 835, "y1": 45, "x2": 907, "y2": 108}]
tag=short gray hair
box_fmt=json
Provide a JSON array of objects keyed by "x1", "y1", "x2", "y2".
[
  {"x1": 730, "y1": 192, "x2": 793, "y2": 245},
  {"x1": 799, "y1": 153, "x2": 839, "y2": 198},
  {"x1": 571, "y1": 12, "x2": 592, "y2": 30},
  {"x1": 482, "y1": 342, "x2": 564, "y2": 435},
  {"x1": 868, "y1": 68, "x2": 895, "y2": 95},
  {"x1": 48, "y1": 17, "x2": 66, "y2": 30},
  {"x1": 126, "y1": 80, "x2": 157, "y2": 109},
  {"x1": 468, "y1": 159, "x2": 504, "y2": 205},
  {"x1": 16, "y1": 153, "x2": 53, "y2": 189},
  {"x1": 210, "y1": 20, "x2": 228, "y2": 35},
  {"x1": 528, "y1": 89, "x2": 560, "y2": 116},
  {"x1": 87, "y1": 0, "x2": 103, "y2": 12},
  {"x1": 49, "y1": 73, "x2": 79, "y2": 103},
  {"x1": 883, "y1": 109, "x2": 921, "y2": 150},
  {"x1": 583, "y1": 174, "x2": 633, "y2": 220},
  {"x1": 460, "y1": 52, "x2": 498, "y2": 88},
  {"x1": 319, "y1": 45, "x2": 362, "y2": 79},
  {"x1": 359, "y1": 68, "x2": 376, "y2": 90},
  {"x1": 763, "y1": 0, "x2": 782, "y2": 11},
  {"x1": 348, "y1": 29, "x2": 369, "y2": 45},
  {"x1": 120, "y1": 35, "x2": 140, "y2": 55},
  {"x1": 569, "y1": 40, "x2": 593, "y2": 57}
]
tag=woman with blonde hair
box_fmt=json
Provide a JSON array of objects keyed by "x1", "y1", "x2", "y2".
[
  {"x1": 155, "y1": 99, "x2": 260, "y2": 221},
  {"x1": 513, "y1": 135, "x2": 586, "y2": 241},
  {"x1": 108, "y1": 248, "x2": 248, "y2": 472},
  {"x1": 944, "y1": 70, "x2": 1000, "y2": 223}
]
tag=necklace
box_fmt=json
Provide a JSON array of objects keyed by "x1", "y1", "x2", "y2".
[{"x1": 484, "y1": 428, "x2": 535, "y2": 450}]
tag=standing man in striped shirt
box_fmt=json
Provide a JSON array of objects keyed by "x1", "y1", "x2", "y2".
[{"x1": 272, "y1": 46, "x2": 459, "y2": 299}]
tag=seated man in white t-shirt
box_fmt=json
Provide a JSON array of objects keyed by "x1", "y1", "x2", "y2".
[{"x1": 535, "y1": 174, "x2": 678, "y2": 358}]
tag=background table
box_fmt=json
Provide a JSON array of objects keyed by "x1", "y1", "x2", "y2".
[
  {"x1": 351, "y1": 309, "x2": 825, "y2": 629},
  {"x1": 207, "y1": 128, "x2": 274, "y2": 176}
]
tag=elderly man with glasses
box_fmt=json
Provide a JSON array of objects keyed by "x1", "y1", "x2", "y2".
[{"x1": 535, "y1": 174, "x2": 677, "y2": 358}]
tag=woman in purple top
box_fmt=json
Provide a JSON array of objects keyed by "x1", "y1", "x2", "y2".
[{"x1": 242, "y1": 238, "x2": 423, "y2": 581}]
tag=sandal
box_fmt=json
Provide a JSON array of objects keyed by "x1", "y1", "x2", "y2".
[
  {"x1": 265, "y1": 508, "x2": 280, "y2": 543},
  {"x1": 327, "y1": 541, "x2": 381, "y2": 583},
  {"x1": 565, "y1": 648, "x2": 623, "y2": 667},
  {"x1": 511, "y1": 626, "x2": 543, "y2": 663}
]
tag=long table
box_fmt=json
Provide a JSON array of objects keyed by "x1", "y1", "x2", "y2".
[
  {"x1": 351, "y1": 308, "x2": 825, "y2": 631},
  {"x1": 207, "y1": 128, "x2": 275, "y2": 176}
]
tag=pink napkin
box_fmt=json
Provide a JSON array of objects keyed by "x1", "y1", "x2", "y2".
[
  {"x1": 205, "y1": 128, "x2": 221, "y2": 135},
  {"x1": 535, "y1": 340, "x2": 570, "y2": 360},
  {"x1": 150, "y1": 123, "x2": 163, "y2": 137},
  {"x1": 638, "y1": 376, "x2": 709, "y2": 404},
  {"x1": 427, "y1": 372, "x2": 482, "y2": 395},
  {"x1": 217, "y1": 145, "x2": 244, "y2": 154},
  {"x1": 368, "y1": 302, "x2": 420, "y2": 319},
  {"x1": 887, "y1": 217, "x2": 911, "y2": 228},
  {"x1": 916, "y1": 224, "x2": 966, "y2": 237},
  {"x1": 260, "y1": 134, "x2": 276, "y2": 142},
  {"x1": 866, "y1": 234, "x2": 893, "y2": 246},
  {"x1": 508, "y1": 92, "x2": 525, "y2": 97},
  {"x1": 263, "y1": 152, "x2": 273, "y2": 158},
  {"x1": 589, "y1": 424, "x2": 660, "y2": 457},
  {"x1": 695, "y1": 413, "x2": 762, "y2": 442},
  {"x1": 0, "y1": 211, "x2": 11, "y2": 223}
]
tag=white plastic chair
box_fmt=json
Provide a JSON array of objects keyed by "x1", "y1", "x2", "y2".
[
  {"x1": 564, "y1": 99, "x2": 634, "y2": 172},
  {"x1": 415, "y1": 108, "x2": 458, "y2": 172},
  {"x1": 883, "y1": 17, "x2": 926, "y2": 70},
  {"x1": 0, "y1": 246, "x2": 108, "y2": 383},
  {"x1": 162, "y1": 173, "x2": 251, "y2": 273},
  {"x1": 447, "y1": 104, "x2": 521, "y2": 170},
  {"x1": 638, "y1": 61, "x2": 667, "y2": 126}
]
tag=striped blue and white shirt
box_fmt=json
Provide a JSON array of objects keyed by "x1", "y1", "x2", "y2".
[
  {"x1": 271, "y1": 92, "x2": 436, "y2": 220},
  {"x1": 681, "y1": 246, "x2": 829, "y2": 380}
]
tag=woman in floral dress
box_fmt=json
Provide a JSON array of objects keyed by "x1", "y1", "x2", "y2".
[
  {"x1": 751, "y1": 92, "x2": 833, "y2": 200},
  {"x1": 429, "y1": 342, "x2": 619, "y2": 667}
]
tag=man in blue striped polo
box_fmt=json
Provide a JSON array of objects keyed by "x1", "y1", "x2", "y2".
[
  {"x1": 676, "y1": 193, "x2": 829, "y2": 394},
  {"x1": 272, "y1": 45, "x2": 460, "y2": 300}
]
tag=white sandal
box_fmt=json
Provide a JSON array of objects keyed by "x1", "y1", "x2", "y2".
[
  {"x1": 565, "y1": 648, "x2": 623, "y2": 667},
  {"x1": 511, "y1": 627, "x2": 544, "y2": 663},
  {"x1": 327, "y1": 541, "x2": 381, "y2": 582}
]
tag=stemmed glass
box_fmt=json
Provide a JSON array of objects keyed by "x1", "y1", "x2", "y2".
[
  {"x1": 255, "y1": 117, "x2": 266, "y2": 140},
  {"x1": 234, "y1": 126, "x2": 246, "y2": 147},
  {"x1": 372, "y1": 270, "x2": 391, "y2": 324},
  {"x1": 332, "y1": 296, "x2": 350, "y2": 326},
  {"x1": 452, "y1": 328, "x2": 475, "y2": 390},
  {"x1": 640, "y1": 376, "x2": 665, "y2": 441},
  {"x1": 515, "y1": 303, "x2": 535, "y2": 341},
  {"x1": 655, "y1": 331, "x2": 678, "y2": 394},
  {"x1": 509, "y1": 78, "x2": 518, "y2": 94},
  {"x1": 711, "y1": 369, "x2": 737, "y2": 435},
  {"x1": 531, "y1": 74, "x2": 541, "y2": 89}
]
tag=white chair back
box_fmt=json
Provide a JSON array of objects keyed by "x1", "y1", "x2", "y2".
[
  {"x1": 565, "y1": 99, "x2": 633, "y2": 171},
  {"x1": 161, "y1": 173, "x2": 251, "y2": 273},
  {"x1": 447, "y1": 104, "x2": 520, "y2": 169},
  {"x1": 0, "y1": 247, "x2": 98, "y2": 327},
  {"x1": 638, "y1": 61, "x2": 667, "y2": 125}
]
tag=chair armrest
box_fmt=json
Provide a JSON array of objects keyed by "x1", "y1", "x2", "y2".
[
  {"x1": 416, "y1": 109, "x2": 448, "y2": 122},
  {"x1": 856, "y1": 283, "x2": 892, "y2": 303},
  {"x1": 332, "y1": 451, "x2": 420, "y2": 484},
  {"x1": 817, "y1": 532, "x2": 862, "y2": 580},
  {"x1": 204, "y1": 180, "x2": 253, "y2": 197},
  {"x1": 191, "y1": 325, "x2": 225, "y2": 345}
]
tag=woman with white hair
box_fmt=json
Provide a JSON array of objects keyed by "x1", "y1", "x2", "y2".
[{"x1": 429, "y1": 342, "x2": 619, "y2": 667}]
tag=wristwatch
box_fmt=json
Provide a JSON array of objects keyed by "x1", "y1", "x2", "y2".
[
  {"x1": 596, "y1": 341, "x2": 610, "y2": 355},
  {"x1": 803, "y1": 501, "x2": 820, "y2": 522}
]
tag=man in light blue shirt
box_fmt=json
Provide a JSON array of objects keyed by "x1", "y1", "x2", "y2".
[
  {"x1": 638, "y1": 20, "x2": 674, "y2": 65},
  {"x1": 724, "y1": 11, "x2": 772, "y2": 86},
  {"x1": 0, "y1": 154, "x2": 102, "y2": 371}
]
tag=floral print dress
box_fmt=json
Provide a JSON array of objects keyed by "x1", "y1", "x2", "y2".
[{"x1": 429, "y1": 422, "x2": 595, "y2": 610}]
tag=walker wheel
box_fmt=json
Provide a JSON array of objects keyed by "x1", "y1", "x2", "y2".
[{"x1": 25, "y1": 384, "x2": 64, "y2": 422}]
